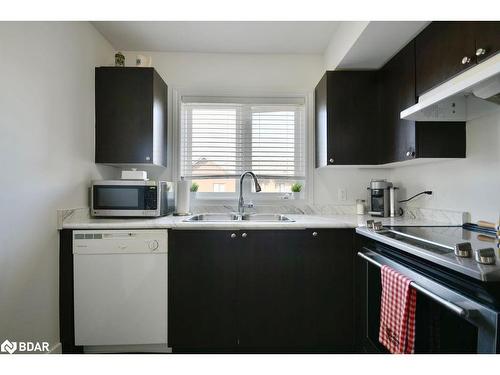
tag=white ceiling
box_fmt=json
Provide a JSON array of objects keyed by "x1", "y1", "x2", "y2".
[{"x1": 92, "y1": 21, "x2": 340, "y2": 54}]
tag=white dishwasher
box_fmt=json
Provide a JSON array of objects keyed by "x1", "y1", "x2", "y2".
[{"x1": 73, "y1": 229, "x2": 168, "y2": 352}]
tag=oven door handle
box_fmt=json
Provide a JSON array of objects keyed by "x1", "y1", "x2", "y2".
[{"x1": 357, "y1": 251, "x2": 469, "y2": 318}]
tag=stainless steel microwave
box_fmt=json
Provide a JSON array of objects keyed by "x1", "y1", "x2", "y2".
[{"x1": 91, "y1": 180, "x2": 174, "y2": 217}]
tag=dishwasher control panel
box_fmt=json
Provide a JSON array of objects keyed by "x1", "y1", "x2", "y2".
[{"x1": 73, "y1": 230, "x2": 168, "y2": 254}]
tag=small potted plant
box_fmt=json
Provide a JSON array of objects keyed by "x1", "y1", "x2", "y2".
[
  {"x1": 190, "y1": 182, "x2": 199, "y2": 199},
  {"x1": 291, "y1": 183, "x2": 302, "y2": 199}
]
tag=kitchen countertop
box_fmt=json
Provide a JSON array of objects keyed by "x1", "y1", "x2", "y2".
[{"x1": 61, "y1": 209, "x2": 463, "y2": 230}]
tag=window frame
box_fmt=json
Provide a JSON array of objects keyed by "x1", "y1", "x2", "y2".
[{"x1": 171, "y1": 89, "x2": 314, "y2": 204}]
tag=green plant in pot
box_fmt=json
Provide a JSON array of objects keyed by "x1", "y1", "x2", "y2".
[
  {"x1": 291, "y1": 183, "x2": 302, "y2": 199},
  {"x1": 190, "y1": 182, "x2": 199, "y2": 200}
]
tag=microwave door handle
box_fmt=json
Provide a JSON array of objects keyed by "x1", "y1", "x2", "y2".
[{"x1": 357, "y1": 251, "x2": 469, "y2": 318}]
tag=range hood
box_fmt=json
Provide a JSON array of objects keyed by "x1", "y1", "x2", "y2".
[{"x1": 401, "y1": 53, "x2": 500, "y2": 121}]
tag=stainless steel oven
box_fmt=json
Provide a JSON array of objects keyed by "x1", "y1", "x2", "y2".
[
  {"x1": 91, "y1": 180, "x2": 174, "y2": 217},
  {"x1": 356, "y1": 235, "x2": 500, "y2": 354}
]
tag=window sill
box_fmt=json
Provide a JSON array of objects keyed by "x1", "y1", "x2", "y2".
[
  {"x1": 191, "y1": 198, "x2": 308, "y2": 210},
  {"x1": 192, "y1": 192, "x2": 305, "y2": 201}
]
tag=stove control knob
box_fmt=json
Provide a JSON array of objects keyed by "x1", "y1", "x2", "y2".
[
  {"x1": 454, "y1": 242, "x2": 472, "y2": 258},
  {"x1": 474, "y1": 248, "x2": 496, "y2": 265},
  {"x1": 148, "y1": 240, "x2": 159, "y2": 251}
]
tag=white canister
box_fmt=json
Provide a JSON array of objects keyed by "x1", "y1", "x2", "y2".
[
  {"x1": 136, "y1": 54, "x2": 152, "y2": 67},
  {"x1": 356, "y1": 199, "x2": 366, "y2": 215}
]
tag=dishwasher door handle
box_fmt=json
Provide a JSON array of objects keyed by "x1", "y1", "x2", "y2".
[{"x1": 357, "y1": 251, "x2": 470, "y2": 318}]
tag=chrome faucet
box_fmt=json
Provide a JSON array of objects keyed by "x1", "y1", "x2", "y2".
[{"x1": 238, "y1": 171, "x2": 261, "y2": 215}]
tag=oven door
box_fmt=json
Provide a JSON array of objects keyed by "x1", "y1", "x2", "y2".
[
  {"x1": 91, "y1": 184, "x2": 158, "y2": 217},
  {"x1": 356, "y1": 248, "x2": 499, "y2": 354}
]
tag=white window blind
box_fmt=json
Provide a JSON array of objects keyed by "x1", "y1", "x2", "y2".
[{"x1": 180, "y1": 97, "x2": 306, "y2": 180}]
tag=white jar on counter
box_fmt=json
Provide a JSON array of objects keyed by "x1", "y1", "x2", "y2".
[{"x1": 356, "y1": 199, "x2": 366, "y2": 215}]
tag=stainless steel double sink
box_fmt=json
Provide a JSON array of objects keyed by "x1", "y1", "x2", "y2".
[{"x1": 184, "y1": 213, "x2": 294, "y2": 222}]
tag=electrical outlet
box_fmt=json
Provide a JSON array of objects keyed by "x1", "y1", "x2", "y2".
[{"x1": 338, "y1": 188, "x2": 347, "y2": 201}]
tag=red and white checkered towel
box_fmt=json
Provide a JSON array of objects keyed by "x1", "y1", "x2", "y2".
[{"x1": 379, "y1": 265, "x2": 417, "y2": 354}]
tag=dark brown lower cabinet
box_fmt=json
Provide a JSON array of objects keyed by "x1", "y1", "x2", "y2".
[
  {"x1": 168, "y1": 230, "x2": 238, "y2": 351},
  {"x1": 59, "y1": 229, "x2": 83, "y2": 354},
  {"x1": 237, "y1": 230, "x2": 305, "y2": 350},
  {"x1": 301, "y1": 229, "x2": 355, "y2": 351},
  {"x1": 168, "y1": 229, "x2": 355, "y2": 353}
]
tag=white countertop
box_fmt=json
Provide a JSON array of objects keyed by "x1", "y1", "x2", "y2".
[{"x1": 61, "y1": 210, "x2": 462, "y2": 230}]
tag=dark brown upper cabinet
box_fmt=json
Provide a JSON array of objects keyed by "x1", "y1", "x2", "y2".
[
  {"x1": 474, "y1": 21, "x2": 500, "y2": 64},
  {"x1": 95, "y1": 67, "x2": 168, "y2": 167},
  {"x1": 315, "y1": 71, "x2": 380, "y2": 167},
  {"x1": 379, "y1": 41, "x2": 417, "y2": 163},
  {"x1": 315, "y1": 37, "x2": 466, "y2": 167},
  {"x1": 415, "y1": 21, "x2": 477, "y2": 96},
  {"x1": 415, "y1": 21, "x2": 500, "y2": 97},
  {"x1": 379, "y1": 41, "x2": 466, "y2": 163}
]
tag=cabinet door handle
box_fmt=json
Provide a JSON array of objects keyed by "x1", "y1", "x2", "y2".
[
  {"x1": 329, "y1": 158, "x2": 334, "y2": 164},
  {"x1": 241, "y1": 232, "x2": 247, "y2": 238},
  {"x1": 476, "y1": 48, "x2": 486, "y2": 56},
  {"x1": 461, "y1": 56, "x2": 471, "y2": 65},
  {"x1": 145, "y1": 156, "x2": 151, "y2": 161},
  {"x1": 230, "y1": 233, "x2": 237, "y2": 239},
  {"x1": 312, "y1": 231, "x2": 318, "y2": 237}
]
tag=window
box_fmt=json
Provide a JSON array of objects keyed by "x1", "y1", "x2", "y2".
[
  {"x1": 275, "y1": 183, "x2": 286, "y2": 193},
  {"x1": 213, "y1": 183, "x2": 226, "y2": 192},
  {"x1": 180, "y1": 96, "x2": 306, "y2": 196}
]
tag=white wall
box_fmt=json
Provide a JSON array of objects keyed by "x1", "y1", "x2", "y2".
[
  {"x1": 119, "y1": 47, "x2": 500, "y2": 223},
  {"x1": 389, "y1": 111, "x2": 500, "y2": 223},
  {"x1": 314, "y1": 112, "x2": 500, "y2": 221},
  {"x1": 313, "y1": 167, "x2": 389, "y2": 205},
  {"x1": 0, "y1": 22, "x2": 116, "y2": 349},
  {"x1": 119, "y1": 51, "x2": 386, "y2": 204},
  {"x1": 122, "y1": 51, "x2": 324, "y2": 92},
  {"x1": 0, "y1": 21, "x2": 496, "y2": 352},
  {"x1": 0, "y1": 25, "x2": 497, "y2": 352},
  {"x1": 121, "y1": 51, "x2": 325, "y2": 183}
]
